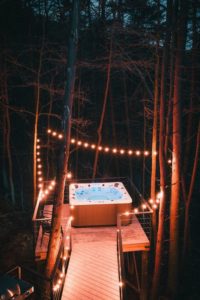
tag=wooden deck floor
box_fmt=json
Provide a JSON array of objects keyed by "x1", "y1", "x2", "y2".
[
  {"x1": 121, "y1": 215, "x2": 150, "y2": 252},
  {"x1": 62, "y1": 227, "x2": 120, "y2": 300},
  {"x1": 62, "y1": 218, "x2": 150, "y2": 300}
]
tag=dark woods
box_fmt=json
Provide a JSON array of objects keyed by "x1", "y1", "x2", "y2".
[{"x1": 0, "y1": 1, "x2": 200, "y2": 299}]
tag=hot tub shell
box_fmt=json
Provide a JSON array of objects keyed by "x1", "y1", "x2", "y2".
[{"x1": 69, "y1": 182, "x2": 132, "y2": 226}]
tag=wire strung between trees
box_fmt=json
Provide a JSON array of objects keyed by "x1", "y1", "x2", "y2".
[{"x1": 47, "y1": 128, "x2": 156, "y2": 157}]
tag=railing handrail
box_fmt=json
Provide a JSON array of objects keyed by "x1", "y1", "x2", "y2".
[{"x1": 117, "y1": 214, "x2": 126, "y2": 300}]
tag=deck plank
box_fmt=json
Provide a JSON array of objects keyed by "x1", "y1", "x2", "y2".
[
  {"x1": 62, "y1": 228, "x2": 120, "y2": 300},
  {"x1": 121, "y1": 215, "x2": 150, "y2": 252},
  {"x1": 62, "y1": 216, "x2": 150, "y2": 299}
]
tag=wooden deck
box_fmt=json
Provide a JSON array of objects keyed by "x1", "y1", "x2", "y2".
[
  {"x1": 62, "y1": 218, "x2": 150, "y2": 300},
  {"x1": 121, "y1": 215, "x2": 150, "y2": 252},
  {"x1": 35, "y1": 204, "x2": 70, "y2": 261},
  {"x1": 62, "y1": 227, "x2": 120, "y2": 300}
]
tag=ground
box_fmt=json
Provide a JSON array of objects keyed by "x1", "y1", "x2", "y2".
[{"x1": 0, "y1": 203, "x2": 34, "y2": 272}]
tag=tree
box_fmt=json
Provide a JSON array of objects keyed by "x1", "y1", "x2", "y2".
[
  {"x1": 168, "y1": 0, "x2": 188, "y2": 296},
  {"x1": 151, "y1": 1, "x2": 173, "y2": 298},
  {"x1": 44, "y1": 0, "x2": 80, "y2": 297}
]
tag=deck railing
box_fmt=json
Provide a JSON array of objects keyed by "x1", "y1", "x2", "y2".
[
  {"x1": 50, "y1": 218, "x2": 72, "y2": 300},
  {"x1": 24, "y1": 217, "x2": 72, "y2": 300},
  {"x1": 32, "y1": 180, "x2": 72, "y2": 299},
  {"x1": 117, "y1": 219, "x2": 125, "y2": 300}
]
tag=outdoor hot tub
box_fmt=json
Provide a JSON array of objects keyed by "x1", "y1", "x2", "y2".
[{"x1": 69, "y1": 182, "x2": 132, "y2": 226}]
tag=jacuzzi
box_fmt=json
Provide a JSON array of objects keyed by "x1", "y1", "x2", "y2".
[{"x1": 69, "y1": 182, "x2": 132, "y2": 226}]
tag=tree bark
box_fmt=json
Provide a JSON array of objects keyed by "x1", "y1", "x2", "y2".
[
  {"x1": 44, "y1": 1, "x2": 79, "y2": 298},
  {"x1": 151, "y1": 52, "x2": 160, "y2": 245},
  {"x1": 151, "y1": 2, "x2": 172, "y2": 298},
  {"x1": 92, "y1": 38, "x2": 112, "y2": 179},
  {"x1": 168, "y1": 0, "x2": 188, "y2": 296},
  {"x1": 182, "y1": 123, "x2": 200, "y2": 259},
  {"x1": 1, "y1": 55, "x2": 15, "y2": 205}
]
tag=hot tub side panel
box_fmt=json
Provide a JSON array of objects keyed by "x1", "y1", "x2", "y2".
[{"x1": 72, "y1": 203, "x2": 132, "y2": 227}]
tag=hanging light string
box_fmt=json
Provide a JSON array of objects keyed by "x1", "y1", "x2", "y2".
[
  {"x1": 47, "y1": 128, "x2": 157, "y2": 157},
  {"x1": 39, "y1": 180, "x2": 56, "y2": 201},
  {"x1": 36, "y1": 138, "x2": 43, "y2": 189},
  {"x1": 148, "y1": 190, "x2": 163, "y2": 210}
]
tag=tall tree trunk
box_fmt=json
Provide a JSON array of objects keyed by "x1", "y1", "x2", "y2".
[
  {"x1": 168, "y1": 0, "x2": 188, "y2": 296},
  {"x1": 183, "y1": 123, "x2": 200, "y2": 259},
  {"x1": 33, "y1": 21, "x2": 46, "y2": 206},
  {"x1": 182, "y1": 1, "x2": 198, "y2": 260},
  {"x1": 44, "y1": 2, "x2": 80, "y2": 293},
  {"x1": 1, "y1": 55, "x2": 15, "y2": 205},
  {"x1": 151, "y1": 2, "x2": 172, "y2": 298},
  {"x1": 123, "y1": 72, "x2": 133, "y2": 181},
  {"x1": 110, "y1": 88, "x2": 120, "y2": 177},
  {"x1": 183, "y1": 0, "x2": 197, "y2": 176},
  {"x1": 92, "y1": 39, "x2": 112, "y2": 179},
  {"x1": 151, "y1": 52, "x2": 160, "y2": 244},
  {"x1": 164, "y1": 0, "x2": 178, "y2": 156}
]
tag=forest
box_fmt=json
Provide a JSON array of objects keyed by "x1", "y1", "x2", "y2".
[{"x1": 0, "y1": 0, "x2": 200, "y2": 299}]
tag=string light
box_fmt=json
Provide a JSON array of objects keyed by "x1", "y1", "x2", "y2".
[
  {"x1": 66, "y1": 172, "x2": 72, "y2": 179},
  {"x1": 39, "y1": 180, "x2": 56, "y2": 200},
  {"x1": 47, "y1": 128, "x2": 153, "y2": 157},
  {"x1": 142, "y1": 204, "x2": 147, "y2": 210},
  {"x1": 36, "y1": 138, "x2": 43, "y2": 188}
]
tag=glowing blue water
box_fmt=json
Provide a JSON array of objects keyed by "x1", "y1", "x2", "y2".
[{"x1": 74, "y1": 186, "x2": 123, "y2": 201}]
